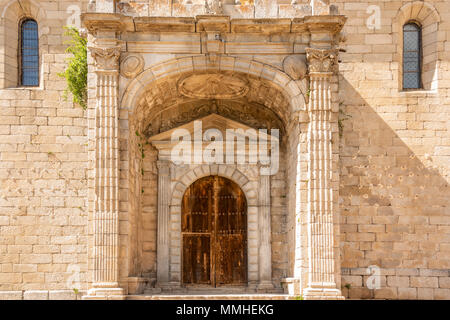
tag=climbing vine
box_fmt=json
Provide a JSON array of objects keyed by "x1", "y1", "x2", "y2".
[{"x1": 58, "y1": 26, "x2": 88, "y2": 109}]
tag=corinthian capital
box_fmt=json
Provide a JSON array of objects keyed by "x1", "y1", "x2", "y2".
[
  {"x1": 89, "y1": 46, "x2": 121, "y2": 71},
  {"x1": 156, "y1": 160, "x2": 171, "y2": 176},
  {"x1": 306, "y1": 48, "x2": 338, "y2": 74}
]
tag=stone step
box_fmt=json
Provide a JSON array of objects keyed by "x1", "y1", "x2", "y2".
[
  {"x1": 143, "y1": 286, "x2": 285, "y2": 296},
  {"x1": 128, "y1": 294, "x2": 292, "y2": 300}
]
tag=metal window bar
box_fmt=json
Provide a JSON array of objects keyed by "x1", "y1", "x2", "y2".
[
  {"x1": 403, "y1": 22, "x2": 422, "y2": 90},
  {"x1": 20, "y1": 19, "x2": 39, "y2": 86}
]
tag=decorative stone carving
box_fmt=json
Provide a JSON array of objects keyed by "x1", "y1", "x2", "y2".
[
  {"x1": 120, "y1": 54, "x2": 144, "y2": 78},
  {"x1": 89, "y1": 46, "x2": 121, "y2": 71},
  {"x1": 283, "y1": 55, "x2": 307, "y2": 80},
  {"x1": 306, "y1": 48, "x2": 337, "y2": 74},
  {"x1": 144, "y1": 100, "x2": 284, "y2": 138},
  {"x1": 205, "y1": 0, "x2": 223, "y2": 15},
  {"x1": 178, "y1": 74, "x2": 249, "y2": 100}
]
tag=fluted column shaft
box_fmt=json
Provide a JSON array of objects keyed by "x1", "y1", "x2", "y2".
[
  {"x1": 304, "y1": 48, "x2": 343, "y2": 299},
  {"x1": 258, "y1": 173, "x2": 273, "y2": 290},
  {"x1": 156, "y1": 160, "x2": 171, "y2": 284},
  {"x1": 89, "y1": 46, "x2": 122, "y2": 295}
]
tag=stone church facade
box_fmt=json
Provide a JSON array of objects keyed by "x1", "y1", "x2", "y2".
[{"x1": 0, "y1": 0, "x2": 449, "y2": 300}]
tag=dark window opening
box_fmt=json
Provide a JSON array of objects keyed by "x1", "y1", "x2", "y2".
[
  {"x1": 20, "y1": 19, "x2": 39, "y2": 86},
  {"x1": 403, "y1": 22, "x2": 422, "y2": 90}
]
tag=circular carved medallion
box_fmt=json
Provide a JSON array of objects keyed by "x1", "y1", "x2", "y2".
[
  {"x1": 178, "y1": 74, "x2": 249, "y2": 100},
  {"x1": 120, "y1": 54, "x2": 144, "y2": 78}
]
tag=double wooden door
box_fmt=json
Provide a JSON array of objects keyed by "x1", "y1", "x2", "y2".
[{"x1": 182, "y1": 176, "x2": 247, "y2": 286}]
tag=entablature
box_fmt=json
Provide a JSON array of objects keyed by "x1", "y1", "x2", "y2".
[{"x1": 82, "y1": 13, "x2": 346, "y2": 36}]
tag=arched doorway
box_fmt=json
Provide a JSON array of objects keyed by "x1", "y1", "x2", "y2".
[{"x1": 181, "y1": 176, "x2": 248, "y2": 287}]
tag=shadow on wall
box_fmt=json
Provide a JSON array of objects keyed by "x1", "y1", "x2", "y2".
[{"x1": 338, "y1": 76, "x2": 450, "y2": 300}]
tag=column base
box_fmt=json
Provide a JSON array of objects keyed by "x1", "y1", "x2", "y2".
[
  {"x1": 281, "y1": 278, "x2": 301, "y2": 295},
  {"x1": 303, "y1": 287, "x2": 345, "y2": 300},
  {"x1": 257, "y1": 281, "x2": 274, "y2": 292},
  {"x1": 127, "y1": 277, "x2": 153, "y2": 295},
  {"x1": 156, "y1": 281, "x2": 182, "y2": 292},
  {"x1": 82, "y1": 287, "x2": 125, "y2": 300}
]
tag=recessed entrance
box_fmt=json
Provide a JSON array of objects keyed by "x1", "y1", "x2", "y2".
[{"x1": 181, "y1": 176, "x2": 248, "y2": 287}]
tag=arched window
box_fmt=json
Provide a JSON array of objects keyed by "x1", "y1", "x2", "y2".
[
  {"x1": 403, "y1": 22, "x2": 422, "y2": 90},
  {"x1": 19, "y1": 19, "x2": 39, "y2": 86}
]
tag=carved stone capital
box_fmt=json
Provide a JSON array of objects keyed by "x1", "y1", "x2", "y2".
[
  {"x1": 89, "y1": 46, "x2": 121, "y2": 72},
  {"x1": 157, "y1": 160, "x2": 171, "y2": 176},
  {"x1": 306, "y1": 48, "x2": 338, "y2": 74}
]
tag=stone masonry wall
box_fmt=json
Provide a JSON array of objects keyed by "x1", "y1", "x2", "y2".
[
  {"x1": 0, "y1": 0, "x2": 90, "y2": 299},
  {"x1": 337, "y1": 0, "x2": 450, "y2": 299}
]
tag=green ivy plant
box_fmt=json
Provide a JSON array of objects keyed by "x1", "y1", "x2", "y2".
[{"x1": 58, "y1": 26, "x2": 88, "y2": 109}]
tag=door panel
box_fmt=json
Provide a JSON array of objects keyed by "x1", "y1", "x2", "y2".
[
  {"x1": 182, "y1": 176, "x2": 213, "y2": 285},
  {"x1": 182, "y1": 234, "x2": 211, "y2": 284},
  {"x1": 181, "y1": 176, "x2": 247, "y2": 286}
]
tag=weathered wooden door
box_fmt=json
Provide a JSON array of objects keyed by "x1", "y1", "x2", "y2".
[{"x1": 182, "y1": 176, "x2": 247, "y2": 286}]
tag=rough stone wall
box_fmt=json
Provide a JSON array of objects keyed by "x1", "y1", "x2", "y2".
[{"x1": 337, "y1": 0, "x2": 450, "y2": 299}]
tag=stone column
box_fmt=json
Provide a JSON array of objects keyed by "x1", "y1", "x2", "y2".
[
  {"x1": 303, "y1": 48, "x2": 343, "y2": 300},
  {"x1": 258, "y1": 173, "x2": 273, "y2": 291},
  {"x1": 156, "y1": 160, "x2": 171, "y2": 286},
  {"x1": 86, "y1": 45, "x2": 123, "y2": 298}
]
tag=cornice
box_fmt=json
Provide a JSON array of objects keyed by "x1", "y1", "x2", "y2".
[{"x1": 82, "y1": 13, "x2": 347, "y2": 35}]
